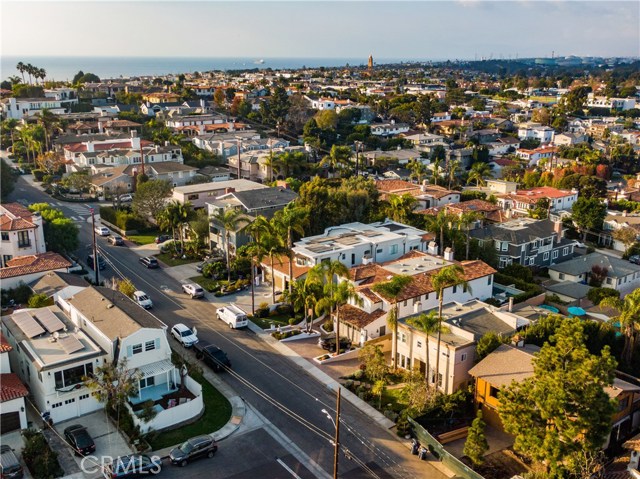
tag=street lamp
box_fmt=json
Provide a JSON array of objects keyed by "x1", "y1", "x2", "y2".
[{"x1": 322, "y1": 388, "x2": 341, "y2": 479}]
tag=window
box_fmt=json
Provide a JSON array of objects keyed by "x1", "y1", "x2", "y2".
[
  {"x1": 460, "y1": 353, "x2": 467, "y2": 362},
  {"x1": 54, "y1": 363, "x2": 94, "y2": 390},
  {"x1": 529, "y1": 257, "x2": 535, "y2": 266},
  {"x1": 552, "y1": 250, "x2": 558, "y2": 259},
  {"x1": 417, "y1": 341, "x2": 422, "y2": 348},
  {"x1": 79, "y1": 394, "x2": 89, "y2": 400},
  {"x1": 559, "y1": 273, "x2": 565, "y2": 280},
  {"x1": 562, "y1": 247, "x2": 569, "y2": 256},
  {"x1": 489, "y1": 386, "x2": 500, "y2": 398},
  {"x1": 390, "y1": 244, "x2": 398, "y2": 255},
  {"x1": 543, "y1": 252, "x2": 549, "y2": 261},
  {"x1": 618, "y1": 396, "x2": 630, "y2": 412},
  {"x1": 132, "y1": 344, "x2": 143, "y2": 355},
  {"x1": 533, "y1": 240, "x2": 538, "y2": 248},
  {"x1": 17, "y1": 230, "x2": 30, "y2": 248},
  {"x1": 606, "y1": 277, "x2": 612, "y2": 285},
  {"x1": 487, "y1": 276, "x2": 492, "y2": 285},
  {"x1": 65, "y1": 398, "x2": 76, "y2": 405},
  {"x1": 187, "y1": 194, "x2": 198, "y2": 200},
  {"x1": 452, "y1": 285, "x2": 457, "y2": 294},
  {"x1": 3, "y1": 255, "x2": 12, "y2": 266},
  {"x1": 1, "y1": 232, "x2": 8, "y2": 241},
  {"x1": 51, "y1": 402, "x2": 63, "y2": 409},
  {"x1": 140, "y1": 376, "x2": 155, "y2": 389},
  {"x1": 376, "y1": 248, "x2": 382, "y2": 254},
  {"x1": 403, "y1": 300, "x2": 407, "y2": 307},
  {"x1": 145, "y1": 340, "x2": 156, "y2": 351},
  {"x1": 501, "y1": 242, "x2": 508, "y2": 252},
  {"x1": 400, "y1": 333, "x2": 406, "y2": 343}
]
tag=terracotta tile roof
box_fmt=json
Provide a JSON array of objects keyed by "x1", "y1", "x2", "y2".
[
  {"x1": 447, "y1": 200, "x2": 501, "y2": 215},
  {"x1": 375, "y1": 179, "x2": 417, "y2": 194},
  {"x1": 336, "y1": 304, "x2": 385, "y2": 328},
  {"x1": 1, "y1": 203, "x2": 35, "y2": 232},
  {"x1": 350, "y1": 264, "x2": 395, "y2": 285},
  {"x1": 414, "y1": 206, "x2": 442, "y2": 216},
  {"x1": 0, "y1": 333, "x2": 12, "y2": 353},
  {"x1": 0, "y1": 252, "x2": 71, "y2": 279},
  {"x1": 358, "y1": 287, "x2": 383, "y2": 303},
  {"x1": 0, "y1": 373, "x2": 29, "y2": 402},
  {"x1": 263, "y1": 254, "x2": 310, "y2": 279}
]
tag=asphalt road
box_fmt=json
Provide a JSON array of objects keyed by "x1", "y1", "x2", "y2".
[{"x1": 8, "y1": 175, "x2": 443, "y2": 479}]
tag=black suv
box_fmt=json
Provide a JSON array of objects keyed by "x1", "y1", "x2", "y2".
[
  {"x1": 64, "y1": 424, "x2": 96, "y2": 456},
  {"x1": 318, "y1": 335, "x2": 352, "y2": 352},
  {"x1": 139, "y1": 257, "x2": 159, "y2": 269},
  {"x1": 169, "y1": 435, "x2": 217, "y2": 467},
  {"x1": 87, "y1": 254, "x2": 106, "y2": 270},
  {"x1": 194, "y1": 342, "x2": 231, "y2": 372}
]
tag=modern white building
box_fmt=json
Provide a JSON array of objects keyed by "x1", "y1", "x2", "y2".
[
  {"x1": 1, "y1": 97, "x2": 70, "y2": 120},
  {"x1": 586, "y1": 94, "x2": 636, "y2": 111},
  {"x1": 370, "y1": 122, "x2": 410, "y2": 137}
]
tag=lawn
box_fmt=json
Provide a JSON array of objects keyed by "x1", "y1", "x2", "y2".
[
  {"x1": 190, "y1": 275, "x2": 220, "y2": 292},
  {"x1": 250, "y1": 312, "x2": 300, "y2": 330},
  {"x1": 149, "y1": 372, "x2": 232, "y2": 450},
  {"x1": 127, "y1": 230, "x2": 160, "y2": 245},
  {"x1": 155, "y1": 253, "x2": 199, "y2": 267}
]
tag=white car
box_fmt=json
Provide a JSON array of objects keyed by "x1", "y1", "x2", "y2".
[
  {"x1": 119, "y1": 194, "x2": 133, "y2": 203},
  {"x1": 95, "y1": 225, "x2": 110, "y2": 236},
  {"x1": 132, "y1": 290, "x2": 153, "y2": 309},
  {"x1": 170, "y1": 323, "x2": 199, "y2": 348},
  {"x1": 182, "y1": 283, "x2": 205, "y2": 299}
]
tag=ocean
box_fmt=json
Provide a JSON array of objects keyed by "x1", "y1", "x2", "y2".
[{"x1": 0, "y1": 56, "x2": 423, "y2": 82}]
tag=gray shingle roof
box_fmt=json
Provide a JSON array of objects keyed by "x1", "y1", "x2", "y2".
[
  {"x1": 230, "y1": 187, "x2": 298, "y2": 212},
  {"x1": 468, "y1": 343, "x2": 540, "y2": 387},
  {"x1": 544, "y1": 281, "x2": 592, "y2": 300},
  {"x1": 470, "y1": 218, "x2": 557, "y2": 244},
  {"x1": 548, "y1": 253, "x2": 640, "y2": 278}
]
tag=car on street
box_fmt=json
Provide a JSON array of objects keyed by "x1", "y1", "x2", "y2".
[
  {"x1": 87, "y1": 253, "x2": 106, "y2": 270},
  {"x1": 318, "y1": 335, "x2": 352, "y2": 352},
  {"x1": 108, "y1": 235, "x2": 124, "y2": 246},
  {"x1": 139, "y1": 257, "x2": 159, "y2": 269},
  {"x1": 0, "y1": 445, "x2": 24, "y2": 479},
  {"x1": 95, "y1": 225, "x2": 110, "y2": 236},
  {"x1": 132, "y1": 291, "x2": 153, "y2": 309},
  {"x1": 629, "y1": 255, "x2": 640, "y2": 265},
  {"x1": 182, "y1": 283, "x2": 205, "y2": 299},
  {"x1": 170, "y1": 323, "x2": 199, "y2": 347},
  {"x1": 169, "y1": 435, "x2": 217, "y2": 467},
  {"x1": 154, "y1": 235, "x2": 172, "y2": 244},
  {"x1": 63, "y1": 424, "x2": 96, "y2": 456},
  {"x1": 104, "y1": 454, "x2": 162, "y2": 478},
  {"x1": 193, "y1": 342, "x2": 231, "y2": 372},
  {"x1": 118, "y1": 194, "x2": 134, "y2": 203}
]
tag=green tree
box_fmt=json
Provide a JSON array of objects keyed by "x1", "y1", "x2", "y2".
[
  {"x1": 314, "y1": 109, "x2": 339, "y2": 130},
  {"x1": 372, "y1": 275, "x2": 413, "y2": 369},
  {"x1": 475, "y1": 331, "x2": 505, "y2": 362},
  {"x1": 571, "y1": 197, "x2": 607, "y2": 241},
  {"x1": 210, "y1": 207, "x2": 251, "y2": 282},
  {"x1": 131, "y1": 179, "x2": 172, "y2": 223},
  {"x1": 612, "y1": 226, "x2": 638, "y2": 256},
  {"x1": 1, "y1": 159, "x2": 15, "y2": 201},
  {"x1": 499, "y1": 318, "x2": 616, "y2": 478},
  {"x1": 263, "y1": 85, "x2": 290, "y2": 136},
  {"x1": 308, "y1": 259, "x2": 350, "y2": 326},
  {"x1": 407, "y1": 311, "x2": 449, "y2": 385},
  {"x1": 414, "y1": 94, "x2": 435, "y2": 127},
  {"x1": 213, "y1": 88, "x2": 226, "y2": 110},
  {"x1": 27, "y1": 293, "x2": 53, "y2": 308},
  {"x1": 272, "y1": 205, "x2": 309, "y2": 294},
  {"x1": 464, "y1": 409, "x2": 489, "y2": 466},
  {"x1": 62, "y1": 171, "x2": 91, "y2": 193},
  {"x1": 84, "y1": 358, "x2": 142, "y2": 413},
  {"x1": 386, "y1": 193, "x2": 417, "y2": 224},
  {"x1": 424, "y1": 210, "x2": 455, "y2": 256},
  {"x1": 188, "y1": 209, "x2": 210, "y2": 254},
  {"x1": 117, "y1": 279, "x2": 137, "y2": 298},
  {"x1": 28, "y1": 203, "x2": 79, "y2": 254},
  {"x1": 358, "y1": 344, "x2": 388, "y2": 383},
  {"x1": 282, "y1": 276, "x2": 323, "y2": 332},
  {"x1": 157, "y1": 200, "x2": 193, "y2": 254},
  {"x1": 408, "y1": 159, "x2": 428, "y2": 183},
  {"x1": 320, "y1": 145, "x2": 353, "y2": 176},
  {"x1": 600, "y1": 288, "x2": 640, "y2": 367},
  {"x1": 458, "y1": 211, "x2": 482, "y2": 260},
  {"x1": 467, "y1": 162, "x2": 493, "y2": 187},
  {"x1": 432, "y1": 265, "x2": 469, "y2": 388},
  {"x1": 327, "y1": 280, "x2": 362, "y2": 350}
]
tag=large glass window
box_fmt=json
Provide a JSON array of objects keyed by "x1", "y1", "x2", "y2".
[{"x1": 54, "y1": 363, "x2": 94, "y2": 390}]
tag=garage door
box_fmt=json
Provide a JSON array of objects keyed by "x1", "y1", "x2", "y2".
[{"x1": 0, "y1": 412, "x2": 21, "y2": 433}]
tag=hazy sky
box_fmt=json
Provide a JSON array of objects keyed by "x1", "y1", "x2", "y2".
[{"x1": 2, "y1": 1, "x2": 639, "y2": 59}]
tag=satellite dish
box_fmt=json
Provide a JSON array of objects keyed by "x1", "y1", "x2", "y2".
[{"x1": 52, "y1": 332, "x2": 60, "y2": 341}]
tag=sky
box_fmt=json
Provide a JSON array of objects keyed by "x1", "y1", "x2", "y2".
[{"x1": 1, "y1": 1, "x2": 639, "y2": 60}]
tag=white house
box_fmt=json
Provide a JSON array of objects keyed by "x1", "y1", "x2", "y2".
[
  {"x1": 496, "y1": 186, "x2": 578, "y2": 214},
  {"x1": 515, "y1": 146, "x2": 557, "y2": 167},
  {"x1": 0, "y1": 333, "x2": 29, "y2": 434},
  {"x1": 305, "y1": 97, "x2": 336, "y2": 110},
  {"x1": 370, "y1": 122, "x2": 410, "y2": 137},
  {"x1": 60, "y1": 287, "x2": 204, "y2": 433},
  {"x1": 172, "y1": 179, "x2": 267, "y2": 209},
  {"x1": 0, "y1": 203, "x2": 47, "y2": 266},
  {"x1": 517, "y1": 123, "x2": 555, "y2": 144},
  {"x1": 587, "y1": 94, "x2": 636, "y2": 111},
  {"x1": 1, "y1": 97, "x2": 68, "y2": 120}
]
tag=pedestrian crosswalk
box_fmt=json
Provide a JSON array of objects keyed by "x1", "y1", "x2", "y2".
[{"x1": 54, "y1": 202, "x2": 93, "y2": 221}]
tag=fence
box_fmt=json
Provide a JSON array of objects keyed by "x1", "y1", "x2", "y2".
[{"x1": 408, "y1": 417, "x2": 485, "y2": 479}]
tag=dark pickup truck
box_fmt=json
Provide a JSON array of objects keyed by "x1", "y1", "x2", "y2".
[{"x1": 193, "y1": 342, "x2": 231, "y2": 372}]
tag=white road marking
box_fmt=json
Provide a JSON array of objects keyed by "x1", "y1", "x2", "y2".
[{"x1": 276, "y1": 458, "x2": 303, "y2": 479}]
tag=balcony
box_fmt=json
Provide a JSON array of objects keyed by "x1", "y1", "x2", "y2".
[{"x1": 536, "y1": 243, "x2": 553, "y2": 253}]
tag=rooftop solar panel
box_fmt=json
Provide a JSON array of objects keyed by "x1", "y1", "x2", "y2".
[
  {"x1": 58, "y1": 335, "x2": 84, "y2": 354},
  {"x1": 13, "y1": 311, "x2": 45, "y2": 338},
  {"x1": 35, "y1": 309, "x2": 65, "y2": 333}
]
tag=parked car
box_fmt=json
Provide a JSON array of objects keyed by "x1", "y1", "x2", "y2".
[
  {"x1": 216, "y1": 304, "x2": 248, "y2": 329},
  {"x1": 139, "y1": 257, "x2": 159, "y2": 269},
  {"x1": 118, "y1": 194, "x2": 134, "y2": 203},
  {"x1": 95, "y1": 225, "x2": 110, "y2": 236},
  {"x1": 104, "y1": 454, "x2": 162, "y2": 478},
  {"x1": 182, "y1": 283, "x2": 205, "y2": 299},
  {"x1": 318, "y1": 335, "x2": 352, "y2": 352},
  {"x1": 132, "y1": 291, "x2": 152, "y2": 309},
  {"x1": 67, "y1": 261, "x2": 84, "y2": 273},
  {"x1": 155, "y1": 234, "x2": 172, "y2": 244},
  {"x1": 64, "y1": 424, "x2": 96, "y2": 456},
  {"x1": 108, "y1": 235, "x2": 124, "y2": 246},
  {"x1": 193, "y1": 342, "x2": 231, "y2": 372},
  {"x1": 87, "y1": 253, "x2": 106, "y2": 270},
  {"x1": 169, "y1": 436, "x2": 217, "y2": 467},
  {"x1": 171, "y1": 323, "x2": 199, "y2": 347},
  {"x1": 629, "y1": 255, "x2": 640, "y2": 265},
  {"x1": 0, "y1": 445, "x2": 24, "y2": 479}
]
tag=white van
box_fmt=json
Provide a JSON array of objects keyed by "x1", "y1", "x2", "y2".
[{"x1": 216, "y1": 304, "x2": 248, "y2": 329}]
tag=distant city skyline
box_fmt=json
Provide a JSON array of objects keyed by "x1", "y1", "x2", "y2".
[{"x1": 2, "y1": 1, "x2": 639, "y2": 61}]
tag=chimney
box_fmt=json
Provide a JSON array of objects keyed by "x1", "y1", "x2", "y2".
[
  {"x1": 553, "y1": 219, "x2": 563, "y2": 244},
  {"x1": 130, "y1": 130, "x2": 137, "y2": 138},
  {"x1": 97, "y1": 120, "x2": 104, "y2": 134},
  {"x1": 622, "y1": 210, "x2": 628, "y2": 217},
  {"x1": 225, "y1": 187, "x2": 235, "y2": 194},
  {"x1": 508, "y1": 296, "x2": 514, "y2": 313},
  {"x1": 443, "y1": 247, "x2": 454, "y2": 261},
  {"x1": 421, "y1": 179, "x2": 428, "y2": 192},
  {"x1": 199, "y1": 124, "x2": 205, "y2": 135},
  {"x1": 427, "y1": 241, "x2": 438, "y2": 255}
]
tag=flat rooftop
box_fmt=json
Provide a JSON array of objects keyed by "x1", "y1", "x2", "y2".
[{"x1": 173, "y1": 179, "x2": 267, "y2": 195}]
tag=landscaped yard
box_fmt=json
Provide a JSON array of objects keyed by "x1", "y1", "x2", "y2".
[
  {"x1": 127, "y1": 230, "x2": 160, "y2": 245},
  {"x1": 250, "y1": 312, "x2": 300, "y2": 330},
  {"x1": 190, "y1": 275, "x2": 219, "y2": 292},
  {"x1": 155, "y1": 253, "x2": 199, "y2": 267},
  {"x1": 149, "y1": 372, "x2": 232, "y2": 450}
]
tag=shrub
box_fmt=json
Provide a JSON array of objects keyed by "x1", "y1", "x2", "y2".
[
  {"x1": 460, "y1": 190, "x2": 487, "y2": 201},
  {"x1": 288, "y1": 318, "x2": 297, "y2": 326},
  {"x1": 22, "y1": 429, "x2": 64, "y2": 478},
  {"x1": 344, "y1": 380, "x2": 354, "y2": 390},
  {"x1": 545, "y1": 293, "x2": 567, "y2": 305},
  {"x1": 32, "y1": 169, "x2": 45, "y2": 182},
  {"x1": 27, "y1": 293, "x2": 53, "y2": 308},
  {"x1": 255, "y1": 307, "x2": 270, "y2": 319},
  {"x1": 323, "y1": 320, "x2": 334, "y2": 332},
  {"x1": 276, "y1": 303, "x2": 294, "y2": 316},
  {"x1": 354, "y1": 369, "x2": 364, "y2": 380},
  {"x1": 502, "y1": 263, "x2": 534, "y2": 283},
  {"x1": 1, "y1": 282, "x2": 32, "y2": 306},
  {"x1": 587, "y1": 287, "x2": 620, "y2": 305}
]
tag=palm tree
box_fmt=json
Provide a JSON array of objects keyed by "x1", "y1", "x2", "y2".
[
  {"x1": 432, "y1": 265, "x2": 470, "y2": 390},
  {"x1": 386, "y1": 194, "x2": 417, "y2": 224},
  {"x1": 283, "y1": 277, "x2": 323, "y2": 332},
  {"x1": 38, "y1": 68, "x2": 47, "y2": 84},
  {"x1": 372, "y1": 275, "x2": 413, "y2": 369},
  {"x1": 600, "y1": 289, "x2": 640, "y2": 366},
  {"x1": 261, "y1": 228, "x2": 286, "y2": 303},
  {"x1": 274, "y1": 151, "x2": 304, "y2": 179},
  {"x1": 25, "y1": 64, "x2": 35, "y2": 84},
  {"x1": 245, "y1": 216, "x2": 271, "y2": 313},
  {"x1": 16, "y1": 62, "x2": 25, "y2": 83},
  {"x1": 446, "y1": 159, "x2": 461, "y2": 190},
  {"x1": 458, "y1": 211, "x2": 482, "y2": 260},
  {"x1": 424, "y1": 210, "x2": 454, "y2": 256},
  {"x1": 407, "y1": 310, "x2": 450, "y2": 385},
  {"x1": 157, "y1": 200, "x2": 193, "y2": 255},
  {"x1": 210, "y1": 206, "x2": 250, "y2": 282},
  {"x1": 272, "y1": 205, "x2": 309, "y2": 294},
  {"x1": 262, "y1": 153, "x2": 278, "y2": 182},
  {"x1": 320, "y1": 145, "x2": 352, "y2": 177},
  {"x1": 35, "y1": 109, "x2": 59, "y2": 151},
  {"x1": 321, "y1": 280, "x2": 362, "y2": 348},
  {"x1": 308, "y1": 260, "x2": 350, "y2": 330},
  {"x1": 408, "y1": 159, "x2": 428, "y2": 184},
  {"x1": 467, "y1": 162, "x2": 493, "y2": 187},
  {"x1": 431, "y1": 157, "x2": 442, "y2": 186}
]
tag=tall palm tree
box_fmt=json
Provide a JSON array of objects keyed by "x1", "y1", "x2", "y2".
[
  {"x1": 16, "y1": 62, "x2": 25, "y2": 83},
  {"x1": 274, "y1": 151, "x2": 304, "y2": 179},
  {"x1": 320, "y1": 145, "x2": 352, "y2": 177},
  {"x1": 458, "y1": 211, "x2": 482, "y2": 260},
  {"x1": 600, "y1": 289, "x2": 640, "y2": 366},
  {"x1": 261, "y1": 228, "x2": 286, "y2": 303},
  {"x1": 272, "y1": 205, "x2": 309, "y2": 294},
  {"x1": 157, "y1": 200, "x2": 193, "y2": 255},
  {"x1": 35, "y1": 109, "x2": 58, "y2": 151},
  {"x1": 407, "y1": 310, "x2": 450, "y2": 385},
  {"x1": 317, "y1": 279, "x2": 362, "y2": 346},
  {"x1": 467, "y1": 162, "x2": 493, "y2": 187},
  {"x1": 283, "y1": 277, "x2": 323, "y2": 333},
  {"x1": 38, "y1": 68, "x2": 47, "y2": 84},
  {"x1": 424, "y1": 210, "x2": 454, "y2": 256},
  {"x1": 431, "y1": 157, "x2": 442, "y2": 186},
  {"x1": 372, "y1": 275, "x2": 413, "y2": 369},
  {"x1": 446, "y1": 159, "x2": 461, "y2": 190},
  {"x1": 245, "y1": 216, "x2": 271, "y2": 313},
  {"x1": 308, "y1": 260, "x2": 350, "y2": 329},
  {"x1": 25, "y1": 64, "x2": 35, "y2": 84},
  {"x1": 210, "y1": 206, "x2": 250, "y2": 282},
  {"x1": 432, "y1": 265, "x2": 470, "y2": 390},
  {"x1": 386, "y1": 194, "x2": 417, "y2": 224},
  {"x1": 408, "y1": 159, "x2": 428, "y2": 184}
]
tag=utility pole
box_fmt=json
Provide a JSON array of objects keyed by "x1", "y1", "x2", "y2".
[
  {"x1": 333, "y1": 387, "x2": 341, "y2": 479},
  {"x1": 90, "y1": 208, "x2": 99, "y2": 285},
  {"x1": 140, "y1": 144, "x2": 145, "y2": 177}
]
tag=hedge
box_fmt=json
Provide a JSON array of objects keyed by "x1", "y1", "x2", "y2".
[
  {"x1": 100, "y1": 206, "x2": 146, "y2": 231},
  {"x1": 495, "y1": 272, "x2": 544, "y2": 304}
]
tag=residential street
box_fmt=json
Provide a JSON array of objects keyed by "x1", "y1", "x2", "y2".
[{"x1": 7, "y1": 174, "x2": 447, "y2": 479}]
